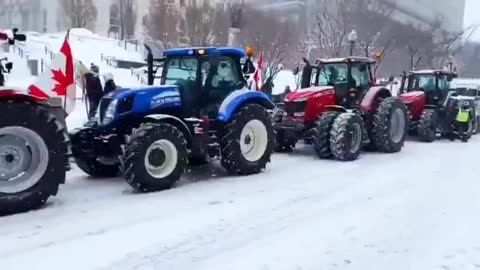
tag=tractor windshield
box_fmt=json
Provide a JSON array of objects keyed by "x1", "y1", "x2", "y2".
[
  {"x1": 163, "y1": 57, "x2": 198, "y2": 86},
  {"x1": 318, "y1": 63, "x2": 348, "y2": 86},
  {"x1": 408, "y1": 74, "x2": 436, "y2": 92},
  {"x1": 318, "y1": 63, "x2": 372, "y2": 88}
]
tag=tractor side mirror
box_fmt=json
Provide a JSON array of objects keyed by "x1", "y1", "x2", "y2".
[
  {"x1": 447, "y1": 74, "x2": 453, "y2": 82},
  {"x1": 5, "y1": 62, "x2": 13, "y2": 72},
  {"x1": 300, "y1": 64, "x2": 313, "y2": 89},
  {"x1": 14, "y1": 33, "x2": 26, "y2": 42}
]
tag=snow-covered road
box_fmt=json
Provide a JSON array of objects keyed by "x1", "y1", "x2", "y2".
[{"x1": 1, "y1": 138, "x2": 480, "y2": 270}]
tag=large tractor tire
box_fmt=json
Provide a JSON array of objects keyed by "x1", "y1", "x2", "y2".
[
  {"x1": 369, "y1": 97, "x2": 408, "y2": 153},
  {"x1": 310, "y1": 111, "x2": 338, "y2": 159},
  {"x1": 0, "y1": 101, "x2": 68, "y2": 216},
  {"x1": 417, "y1": 109, "x2": 438, "y2": 142},
  {"x1": 330, "y1": 112, "x2": 364, "y2": 161},
  {"x1": 220, "y1": 104, "x2": 274, "y2": 175},
  {"x1": 122, "y1": 122, "x2": 188, "y2": 192},
  {"x1": 74, "y1": 157, "x2": 120, "y2": 177},
  {"x1": 274, "y1": 129, "x2": 296, "y2": 153}
]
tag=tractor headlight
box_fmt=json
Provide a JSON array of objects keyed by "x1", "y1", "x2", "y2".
[{"x1": 102, "y1": 99, "x2": 118, "y2": 125}]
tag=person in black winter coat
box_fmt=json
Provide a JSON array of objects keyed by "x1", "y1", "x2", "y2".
[
  {"x1": 103, "y1": 72, "x2": 117, "y2": 96},
  {"x1": 85, "y1": 64, "x2": 103, "y2": 118},
  {"x1": 261, "y1": 77, "x2": 274, "y2": 98}
]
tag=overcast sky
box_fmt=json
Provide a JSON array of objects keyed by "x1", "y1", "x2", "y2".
[{"x1": 465, "y1": 0, "x2": 480, "y2": 40}]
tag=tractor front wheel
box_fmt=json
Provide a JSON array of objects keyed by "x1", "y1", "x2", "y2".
[
  {"x1": 417, "y1": 109, "x2": 438, "y2": 142},
  {"x1": 330, "y1": 113, "x2": 364, "y2": 161},
  {"x1": 220, "y1": 104, "x2": 274, "y2": 175},
  {"x1": 122, "y1": 122, "x2": 188, "y2": 192},
  {"x1": 369, "y1": 97, "x2": 408, "y2": 153},
  {"x1": 310, "y1": 111, "x2": 338, "y2": 159}
]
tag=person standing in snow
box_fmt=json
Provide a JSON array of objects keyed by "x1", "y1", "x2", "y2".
[
  {"x1": 103, "y1": 72, "x2": 118, "y2": 96},
  {"x1": 261, "y1": 77, "x2": 274, "y2": 98},
  {"x1": 85, "y1": 64, "x2": 103, "y2": 119},
  {"x1": 455, "y1": 100, "x2": 473, "y2": 142}
]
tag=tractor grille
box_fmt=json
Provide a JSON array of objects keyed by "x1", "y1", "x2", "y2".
[
  {"x1": 284, "y1": 100, "x2": 307, "y2": 116},
  {"x1": 99, "y1": 97, "x2": 113, "y2": 121}
]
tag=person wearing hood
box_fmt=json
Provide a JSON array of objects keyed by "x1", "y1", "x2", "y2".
[
  {"x1": 85, "y1": 64, "x2": 103, "y2": 118},
  {"x1": 103, "y1": 72, "x2": 118, "y2": 96}
]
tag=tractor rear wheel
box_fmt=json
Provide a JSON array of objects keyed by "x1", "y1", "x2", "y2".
[
  {"x1": 122, "y1": 122, "x2": 188, "y2": 192},
  {"x1": 417, "y1": 109, "x2": 438, "y2": 142},
  {"x1": 369, "y1": 97, "x2": 408, "y2": 153},
  {"x1": 330, "y1": 113, "x2": 364, "y2": 161},
  {"x1": 310, "y1": 111, "x2": 338, "y2": 159},
  {"x1": 220, "y1": 104, "x2": 274, "y2": 175},
  {"x1": 0, "y1": 101, "x2": 68, "y2": 216}
]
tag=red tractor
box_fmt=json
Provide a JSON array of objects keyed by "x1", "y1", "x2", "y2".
[
  {"x1": 273, "y1": 57, "x2": 408, "y2": 161},
  {"x1": 398, "y1": 70, "x2": 475, "y2": 142},
  {"x1": 0, "y1": 29, "x2": 72, "y2": 216}
]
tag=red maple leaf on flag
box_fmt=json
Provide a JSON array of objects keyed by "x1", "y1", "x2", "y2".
[{"x1": 51, "y1": 68, "x2": 68, "y2": 96}]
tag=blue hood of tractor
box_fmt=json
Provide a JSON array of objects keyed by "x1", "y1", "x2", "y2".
[{"x1": 107, "y1": 85, "x2": 182, "y2": 115}]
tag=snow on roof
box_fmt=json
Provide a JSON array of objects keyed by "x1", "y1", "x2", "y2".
[
  {"x1": 163, "y1": 47, "x2": 245, "y2": 58},
  {"x1": 409, "y1": 69, "x2": 453, "y2": 74},
  {"x1": 316, "y1": 57, "x2": 375, "y2": 64}
]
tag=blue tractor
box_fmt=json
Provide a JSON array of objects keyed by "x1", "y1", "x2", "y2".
[{"x1": 70, "y1": 46, "x2": 275, "y2": 192}]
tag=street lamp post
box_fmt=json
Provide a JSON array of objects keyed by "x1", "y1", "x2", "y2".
[{"x1": 348, "y1": 29, "x2": 358, "y2": 56}]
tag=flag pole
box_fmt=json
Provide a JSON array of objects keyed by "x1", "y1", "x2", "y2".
[{"x1": 62, "y1": 29, "x2": 71, "y2": 113}]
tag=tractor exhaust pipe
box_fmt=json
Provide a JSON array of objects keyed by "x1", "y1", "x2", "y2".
[{"x1": 144, "y1": 44, "x2": 154, "y2": 85}]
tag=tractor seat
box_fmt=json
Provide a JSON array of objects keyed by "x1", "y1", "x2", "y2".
[{"x1": 209, "y1": 80, "x2": 233, "y2": 104}]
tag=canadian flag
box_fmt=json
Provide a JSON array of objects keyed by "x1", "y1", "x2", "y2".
[
  {"x1": 28, "y1": 30, "x2": 75, "y2": 115},
  {"x1": 253, "y1": 51, "x2": 263, "y2": 91}
]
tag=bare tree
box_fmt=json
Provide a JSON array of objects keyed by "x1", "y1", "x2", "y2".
[
  {"x1": 144, "y1": 0, "x2": 180, "y2": 49},
  {"x1": 239, "y1": 5, "x2": 297, "y2": 81},
  {"x1": 184, "y1": 1, "x2": 216, "y2": 46},
  {"x1": 350, "y1": 0, "x2": 396, "y2": 58},
  {"x1": 0, "y1": 0, "x2": 28, "y2": 28},
  {"x1": 59, "y1": 0, "x2": 97, "y2": 30},
  {"x1": 119, "y1": 0, "x2": 136, "y2": 39},
  {"x1": 310, "y1": 0, "x2": 351, "y2": 57},
  {"x1": 431, "y1": 21, "x2": 478, "y2": 68}
]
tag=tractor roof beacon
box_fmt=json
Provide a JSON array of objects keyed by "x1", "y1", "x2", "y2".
[
  {"x1": 0, "y1": 29, "x2": 70, "y2": 216},
  {"x1": 70, "y1": 45, "x2": 275, "y2": 193},
  {"x1": 398, "y1": 69, "x2": 476, "y2": 142},
  {"x1": 273, "y1": 56, "x2": 408, "y2": 161}
]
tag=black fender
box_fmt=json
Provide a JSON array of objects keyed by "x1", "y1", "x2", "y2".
[{"x1": 143, "y1": 114, "x2": 193, "y2": 146}]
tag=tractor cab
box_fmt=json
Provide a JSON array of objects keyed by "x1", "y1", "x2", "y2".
[
  {"x1": 146, "y1": 47, "x2": 247, "y2": 119},
  {"x1": 399, "y1": 70, "x2": 457, "y2": 107},
  {"x1": 301, "y1": 57, "x2": 376, "y2": 108}
]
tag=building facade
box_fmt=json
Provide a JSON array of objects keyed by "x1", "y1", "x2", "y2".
[
  {"x1": 386, "y1": 0, "x2": 465, "y2": 33},
  {"x1": 0, "y1": 0, "x2": 465, "y2": 37}
]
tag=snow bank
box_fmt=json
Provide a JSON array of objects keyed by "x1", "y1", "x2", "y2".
[{"x1": 273, "y1": 70, "x2": 297, "y2": 95}]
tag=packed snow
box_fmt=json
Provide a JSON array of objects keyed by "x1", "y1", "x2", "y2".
[
  {"x1": 1, "y1": 29, "x2": 480, "y2": 270},
  {"x1": 2, "y1": 139, "x2": 480, "y2": 270}
]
